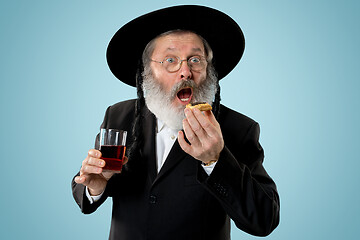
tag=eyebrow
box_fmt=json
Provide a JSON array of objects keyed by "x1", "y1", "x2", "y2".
[{"x1": 166, "y1": 47, "x2": 203, "y2": 53}]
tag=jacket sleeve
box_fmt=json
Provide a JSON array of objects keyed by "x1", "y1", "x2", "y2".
[
  {"x1": 71, "y1": 101, "x2": 136, "y2": 214},
  {"x1": 71, "y1": 172, "x2": 109, "y2": 214},
  {"x1": 71, "y1": 107, "x2": 113, "y2": 214},
  {"x1": 197, "y1": 122, "x2": 280, "y2": 236}
]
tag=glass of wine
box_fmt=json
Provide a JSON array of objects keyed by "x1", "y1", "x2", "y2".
[{"x1": 99, "y1": 128, "x2": 127, "y2": 171}]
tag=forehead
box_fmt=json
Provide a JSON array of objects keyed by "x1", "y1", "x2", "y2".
[{"x1": 152, "y1": 32, "x2": 205, "y2": 56}]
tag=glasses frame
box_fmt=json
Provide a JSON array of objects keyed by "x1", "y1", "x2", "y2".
[{"x1": 150, "y1": 55, "x2": 207, "y2": 73}]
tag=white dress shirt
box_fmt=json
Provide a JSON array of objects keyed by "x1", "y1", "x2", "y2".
[
  {"x1": 155, "y1": 119, "x2": 179, "y2": 172},
  {"x1": 87, "y1": 118, "x2": 217, "y2": 203}
]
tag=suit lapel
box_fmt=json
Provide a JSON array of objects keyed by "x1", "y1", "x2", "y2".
[
  {"x1": 141, "y1": 107, "x2": 158, "y2": 183},
  {"x1": 141, "y1": 107, "x2": 189, "y2": 185},
  {"x1": 153, "y1": 139, "x2": 188, "y2": 185}
]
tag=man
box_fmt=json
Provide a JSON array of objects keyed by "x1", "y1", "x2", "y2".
[{"x1": 72, "y1": 5, "x2": 280, "y2": 240}]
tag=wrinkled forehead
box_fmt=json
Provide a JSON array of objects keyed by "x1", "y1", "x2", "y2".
[{"x1": 154, "y1": 32, "x2": 204, "y2": 53}]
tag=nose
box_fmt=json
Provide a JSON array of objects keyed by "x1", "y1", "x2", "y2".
[{"x1": 178, "y1": 60, "x2": 192, "y2": 80}]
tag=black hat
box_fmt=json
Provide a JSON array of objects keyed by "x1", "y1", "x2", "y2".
[{"x1": 106, "y1": 5, "x2": 245, "y2": 87}]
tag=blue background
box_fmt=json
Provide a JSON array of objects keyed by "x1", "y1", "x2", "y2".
[{"x1": 1, "y1": 0, "x2": 359, "y2": 239}]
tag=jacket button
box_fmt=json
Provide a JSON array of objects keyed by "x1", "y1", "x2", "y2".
[{"x1": 149, "y1": 195, "x2": 157, "y2": 204}]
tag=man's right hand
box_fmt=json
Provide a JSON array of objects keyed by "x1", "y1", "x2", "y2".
[{"x1": 74, "y1": 149, "x2": 127, "y2": 196}]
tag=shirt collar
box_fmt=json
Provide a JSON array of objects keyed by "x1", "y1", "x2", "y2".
[
  {"x1": 156, "y1": 118, "x2": 181, "y2": 134},
  {"x1": 157, "y1": 118, "x2": 165, "y2": 133}
]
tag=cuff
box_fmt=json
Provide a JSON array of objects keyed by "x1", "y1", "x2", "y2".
[
  {"x1": 85, "y1": 186, "x2": 104, "y2": 204},
  {"x1": 201, "y1": 160, "x2": 218, "y2": 175}
]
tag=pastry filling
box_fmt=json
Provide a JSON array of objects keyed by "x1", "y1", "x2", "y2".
[{"x1": 189, "y1": 102, "x2": 206, "y2": 106}]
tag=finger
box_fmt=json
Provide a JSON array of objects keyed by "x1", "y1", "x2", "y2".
[
  {"x1": 178, "y1": 130, "x2": 193, "y2": 155},
  {"x1": 82, "y1": 164, "x2": 103, "y2": 175},
  {"x1": 75, "y1": 174, "x2": 93, "y2": 186},
  {"x1": 191, "y1": 108, "x2": 221, "y2": 139},
  {"x1": 184, "y1": 108, "x2": 207, "y2": 139},
  {"x1": 87, "y1": 157, "x2": 105, "y2": 168},
  {"x1": 204, "y1": 110, "x2": 220, "y2": 128},
  {"x1": 182, "y1": 118, "x2": 200, "y2": 146},
  {"x1": 88, "y1": 149, "x2": 102, "y2": 158},
  {"x1": 74, "y1": 174, "x2": 92, "y2": 186},
  {"x1": 74, "y1": 175, "x2": 85, "y2": 184},
  {"x1": 123, "y1": 156, "x2": 129, "y2": 165},
  {"x1": 80, "y1": 157, "x2": 102, "y2": 176},
  {"x1": 192, "y1": 108, "x2": 215, "y2": 131}
]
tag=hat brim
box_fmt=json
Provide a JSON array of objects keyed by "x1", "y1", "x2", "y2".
[{"x1": 106, "y1": 5, "x2": 245, "y2": 87}]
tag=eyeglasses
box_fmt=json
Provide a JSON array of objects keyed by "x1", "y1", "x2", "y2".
[{"x1": 150, "y1": 56, "x2": 207, "y2": 73}]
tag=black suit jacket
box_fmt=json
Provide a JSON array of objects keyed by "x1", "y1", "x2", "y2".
[{"x1": 72, "y1": 99, "x2": 279, "y2": 240}]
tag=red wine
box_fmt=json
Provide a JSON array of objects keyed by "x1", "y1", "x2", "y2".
[{"x1": 100, "y1": 145, "x2": 126, "y2": 171}]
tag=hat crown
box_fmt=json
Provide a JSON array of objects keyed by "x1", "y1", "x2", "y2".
[{"x1": 107, "y1": 5, "x2": 245, "y2": 87}]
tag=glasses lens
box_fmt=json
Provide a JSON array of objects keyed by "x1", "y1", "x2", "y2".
[
  {"x1": 188, "y1": 56, "x2": 204, "y2": 71},
  {"x1": 162, "y1": 56, "x2": 206, "y2": 72},
  {"x1": 163, "y1": 56, "x2": 179, "y2": 72}
]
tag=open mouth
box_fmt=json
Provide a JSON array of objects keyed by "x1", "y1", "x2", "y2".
[{"x1": 176, "y1": 87, "x2": 193, "y2": 104}]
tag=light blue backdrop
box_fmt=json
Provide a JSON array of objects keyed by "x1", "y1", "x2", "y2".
[{"x1": 1, "y1": 0, "x2": 359, "y2": 239}]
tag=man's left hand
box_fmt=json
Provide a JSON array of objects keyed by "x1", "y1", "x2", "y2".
[{"x1": 178, "y1": 107, "x2": 224, "y2": 163}]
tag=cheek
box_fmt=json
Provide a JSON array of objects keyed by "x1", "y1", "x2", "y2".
[
  {"x1": 194, "y1": 71, "x2": 207, "y2": 85},
  {"x1": 152, "y1": 69, "x2": 173, "y2": 92}
]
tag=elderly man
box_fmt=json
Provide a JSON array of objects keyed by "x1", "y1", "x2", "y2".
[{"x1": 72, "y1": 5, "x2": 279, "y2": 240}]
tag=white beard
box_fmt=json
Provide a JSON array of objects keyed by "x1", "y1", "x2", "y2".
[{"x1": 142, "y1": 68, "x2": 217, "y2": 130}]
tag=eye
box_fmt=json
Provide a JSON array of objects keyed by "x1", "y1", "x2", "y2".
[
  {"x1": 189, "y1": 56, "x2": 201, "y2": 64},
  {"x1": 164, "y1": 57, "x2": 177, "y2": 64}
]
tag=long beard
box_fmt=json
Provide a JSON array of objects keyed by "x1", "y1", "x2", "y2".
[{"x1": 142, "y1": 68, "x2": 218, "y2": 130}]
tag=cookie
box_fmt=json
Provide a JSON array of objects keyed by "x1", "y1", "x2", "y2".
[{"x1": 186, "y1": 102, "x2": 212, "y2": 111}]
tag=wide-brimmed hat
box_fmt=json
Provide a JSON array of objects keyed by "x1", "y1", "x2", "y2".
[{"x1": 106, "y1": 5, "x2": 245, "y2": 87}]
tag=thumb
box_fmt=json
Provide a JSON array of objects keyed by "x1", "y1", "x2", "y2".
[{"x1": 123, "y1": 156, "x2": 129, "y2": 165}]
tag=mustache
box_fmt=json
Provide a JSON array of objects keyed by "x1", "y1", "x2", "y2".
[{"x1": 169, "y1": 79, "x2": 197, "y2": 99}]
